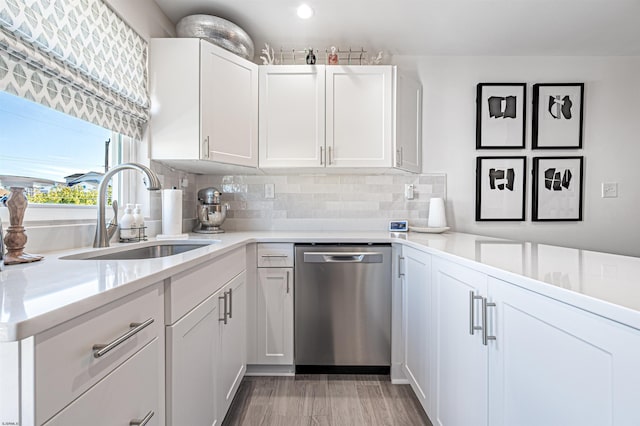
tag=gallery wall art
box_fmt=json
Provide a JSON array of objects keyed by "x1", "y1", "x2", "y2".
[
  {"x1": 476, "y1": 83, "x2": 527, "y2": 149},
  {"x1": 476, "y1": 156, "x2": 527, "y2": 221},
  {"x1": 532, "y1": 83, "x2": 585, "y2": 149},
  {"x1": 532, "y1": 156, "x2": 584, "y2": 221}
]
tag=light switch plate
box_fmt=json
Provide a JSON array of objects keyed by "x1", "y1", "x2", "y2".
[
  {"x1": 601, "y1": 182, "x2": 617, "y2": 198},
  {"x1": 264, "y1": 183, "x2": 275, "y2": 199},
  {"x1": 405, "y1": 184, "x2": 415, "y2": 200}
]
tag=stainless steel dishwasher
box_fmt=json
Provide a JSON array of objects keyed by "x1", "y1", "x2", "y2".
[{"x1": 294, "y1": 244, "x2": 392, "y2": 373}]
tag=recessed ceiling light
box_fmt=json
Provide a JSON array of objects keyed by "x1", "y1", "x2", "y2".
[{"x1": 297, "y1": 4, "x2": 314, "y2": 19}]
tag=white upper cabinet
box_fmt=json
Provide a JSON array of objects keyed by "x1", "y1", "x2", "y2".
[
  {"x1": 149, "y1": 38, "x2": 258, "y2": 172},
  {"x1": 259, "y1": 65, "x2": 325, "y2": 167},
  {"x1": 258, "y1": 65, "x2": 422, "y2": 172},
  {"x1": 326, "y1": 66, "x2": 393, "y2": 168},
  {"x1": 394, "y1": 73, "x2": 422, "y2": 173}
]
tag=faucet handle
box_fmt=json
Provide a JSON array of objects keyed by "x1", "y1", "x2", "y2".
[{"x1": 106, "y1": 200, "x2": 118, "y2": 241}]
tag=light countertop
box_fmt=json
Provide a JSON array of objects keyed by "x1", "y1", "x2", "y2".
[{"x1": 1, "y1": 231, "x2": 640, "y2": 342}]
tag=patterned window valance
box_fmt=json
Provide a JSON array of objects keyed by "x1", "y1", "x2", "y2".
[{"x1": 0, "y1": 0, "x2": 149, "y2": 139}]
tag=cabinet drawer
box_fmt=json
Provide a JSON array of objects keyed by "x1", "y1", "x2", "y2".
[
  {"x1": 166, "y1": 247, "x2": 246, "y2": 324},
  {"x1": 257, "y1": 243, "x2": 294, "y2": 267},
  {"x1": 35, "y1": 284, "x2": 163, "y2": 425},
  {"x1": 43, "y1": 339, "x2": 160, "y2": 426}
]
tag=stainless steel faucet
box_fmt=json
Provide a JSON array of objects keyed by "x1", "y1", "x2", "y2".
[{"x1": 94, "y1": 163, "x2": 162, "y2": 248}]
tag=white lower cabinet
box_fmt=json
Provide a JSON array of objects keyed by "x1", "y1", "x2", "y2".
[
  {"x1": 431, "y1": 257, "x2": 488, "y2": 426},
  {"x1": 166, "y1": 293, "x2": 219, "y2": 426},
  {"x1": 400, "y1": 246, "x2": 432, "y2": 414},
  {"x1": 255, "y1": 268, "x2": 294, "y2": 364},
  {"x1": 165, "y1": 248, "x2": 247, "y2": 426},
  {"x1": 44, "y1": 340, "x2": 160, "y2": 426},
  {"x1": 430, "y1": 256, "x2": 640, "y2": 426},
  {"x1": 488, "y1": 277, "x2": 640, "y2": 426},
  {"x1": 217, "y1": 272, "x2": 247, "y2": 417}
]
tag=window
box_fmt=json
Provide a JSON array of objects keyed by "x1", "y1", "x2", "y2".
[{"x1": 0, "y1": 90, "x2": 127, "y2": 207}]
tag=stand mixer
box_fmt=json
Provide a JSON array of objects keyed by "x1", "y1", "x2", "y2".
[{"x1": 194, "y1": 187, "x2": 229, "y2": 234}]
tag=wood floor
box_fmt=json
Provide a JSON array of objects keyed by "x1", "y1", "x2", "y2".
[{"x1": 222, "y1": 375, "x2": 433, "y2": 426}]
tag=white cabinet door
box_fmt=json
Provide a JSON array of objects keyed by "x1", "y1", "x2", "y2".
[
  {"x1": 218, "y1": 271, "x2": 247, "y2": 418},
  {"x1": 259, "y1": 66, "x2": 325, "y2": 168},
  {"x1": 149, "y1": 38, "x2": 257, "y2": 171},
  {"x1": 395, "y1": 73, "x2": 422, "y2": 173},
  {"x1": 326, "y1": 66, "x2": 393, "y2": 167},
  {"x1": 166, "y1": 293, "x2": 219, "y2": 426},
  {"x1": 488, "y1": 277, "x2": 640, "y2": 426},
  {"x1": 256, "y1": 268, "x2": 294, "y2": 364},
  {"x1": 432, "y1": 257, "x2": 488, "y2": 426},
  {"x1": 201, "y1": 41, "x2": 258, "y2": 167},
  {"x1": 401, "y1": 246, "x2": 432, "y2": 413}
]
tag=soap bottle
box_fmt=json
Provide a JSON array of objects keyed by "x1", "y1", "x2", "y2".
[
  {"x1": 120, "y1": 204, "x2": 135, "y2": 239},
  {"x1": 133, "y1": 204, "x2": 144, "y2": 238}
]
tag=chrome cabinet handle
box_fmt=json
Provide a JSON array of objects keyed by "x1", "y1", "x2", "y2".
[
  {"x1": 130, "y1": 411, "x2": 154, "y2": 426},
  {"x1": 92, "y1": 318, "x2": 154, "y2": 358},
  {"x1": 396, "y1": 148, "x2": 403, "y2": 166},
  {"x1": 219, "y1": 292, "x2": 228, "y2": 324},
  {"x1": 482, "y1": 297, "x2": 497, "y2": 346},
  {"x1": 202, "y1": 136, "x2": 210, "y2": 159},
  {"x1": 328, "y1": 146, "x2": 333, "y2": 165},
  {"x1": 228, "y1": 288, "x2": 233, "y2": 319},
  {"x1": 469, "y1": 291, "x2": 483, "y2": 335},
  {"x1": 398, "y1": 256, "x2": 405, "y2": 277},
  {"x1": 400, "y1": 147, "x2": 404, "y2": 166},
  {"x1": 286, "y1": 270, "x2": 290, "y2": 294},
  {"x1": 320, "y1": 146, "x2": 324, "y2": 165},
  {"x1": 261, "y1": 254, "x2": 289, "y2": 258}
]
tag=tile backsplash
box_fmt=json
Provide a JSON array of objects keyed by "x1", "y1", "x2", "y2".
[{"x1": 194, "y1": 173, "x2": 446, "y2": 232}]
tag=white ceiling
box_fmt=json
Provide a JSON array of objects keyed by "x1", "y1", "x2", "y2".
[{"x1": 153, "y1": 0, "x2": 640, "y2": 59}]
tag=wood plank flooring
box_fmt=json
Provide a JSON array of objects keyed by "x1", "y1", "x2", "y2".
[{"x1": 222, "y1": 375, "x2": 433, "y2": 426}]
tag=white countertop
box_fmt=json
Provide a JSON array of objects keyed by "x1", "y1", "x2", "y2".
[{"x1": 1, "y1": 231, "x2": 640, "y2": 342}]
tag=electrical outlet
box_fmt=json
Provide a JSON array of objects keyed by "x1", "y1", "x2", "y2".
[
  {"x1": 180, "y1": 177, "x2": 189, "y2": 188},
  {"x1": 264, "y1": 183, "x2": 275, "y2": 199},
  {"x1": 405, "y1": 184, "x2": 415, "y2": 200},
  {"x1": 601, "y1": 182, "x2": 618, "y2": 198}
]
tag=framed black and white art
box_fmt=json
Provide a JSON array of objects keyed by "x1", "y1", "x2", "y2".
[
  {"x1": 532, "y1": 156, "x2": 584, "y2": 221},
  {"x1": 532, "y1": 83, "x2": 584, "y2": 149},
  {"x1": 476, "y1": 156, "x2": 527, "y2": 221},
  {"x1": 476, "y1": 83, "x2": 526, "y2": 149}
]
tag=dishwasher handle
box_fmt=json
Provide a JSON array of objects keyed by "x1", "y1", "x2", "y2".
[{"x1": 303, "y1": 252, "x2": 384, "y2": 263}]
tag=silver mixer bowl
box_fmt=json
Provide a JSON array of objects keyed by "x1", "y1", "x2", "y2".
[{"x1": 194, "y1": 204, "x2": 228, "y2": 234}]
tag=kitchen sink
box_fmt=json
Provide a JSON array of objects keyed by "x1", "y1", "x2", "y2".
[{"x1": 61, "y1": 241, "x2": 219, "y2": 261}]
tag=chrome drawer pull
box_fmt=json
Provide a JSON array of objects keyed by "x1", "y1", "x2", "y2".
[
  {"x1": 228, "y1": 288, "x2": 233, "y2": 319},
  {"x1": 219, "y1": 292, "x2": 228, "y2": 324},
  {"x1": 469, "y1": 291, "x2": 483, "y2": 335},
  {"x1": 261, "y1": 254, "x2": 289, "y2": 258},
  {"x1": 482, "y1": 297, "x2": 497, "y2": 346},
  {"x1": 92, "y1": 318, "x2": 154, "y2": 358},
  {"x1": 130, "y1": 410, "x2": 154, "y2": 426}
]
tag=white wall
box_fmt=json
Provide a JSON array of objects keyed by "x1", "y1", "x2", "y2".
[
  {"x1": 105, "y1": 0, "x2": 175, "y2": 40},
  {"x1": 394, "y1": 56, "x2": 640, "y2": 257}
]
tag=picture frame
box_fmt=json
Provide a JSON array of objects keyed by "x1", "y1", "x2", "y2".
[
  {"x1": 476, "y1": 83, "x2": 527, "y2": 149},
  {"x1": 476, "y1": 156, "x2": 527, "y2": 221},
  {"x1": 532, "y1": 83, "x2": 584, "y2": 149},
  {"x1": 532, "y1": 156, "x2": 584, "y2": 221}
]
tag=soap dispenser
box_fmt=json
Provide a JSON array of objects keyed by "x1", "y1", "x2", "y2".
[
  {"x1": 133, "y1": 204, "x2": 144, "y2": 237},
  {"x1": 120, "y1": 204, "x2": 135, "y2": 239}
]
